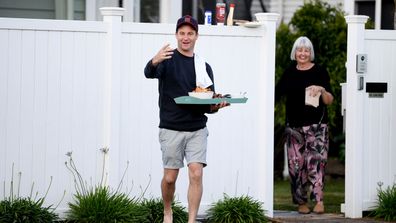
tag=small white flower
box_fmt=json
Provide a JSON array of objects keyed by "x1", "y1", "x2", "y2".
[{"x1": 100, "y1": 147, "x2": 109, "y2": 154}]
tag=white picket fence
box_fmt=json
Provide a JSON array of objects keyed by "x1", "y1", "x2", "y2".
[
  {"x1": 344, "y1": 15, "x2": 396, "y2": 218},
  {"x1": 0, "y1": 8, "x2": 279, "y2": 217}
]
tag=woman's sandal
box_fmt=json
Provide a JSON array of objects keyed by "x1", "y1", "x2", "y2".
[
  {"x1": 298, "y1": 204, "x2": 311, "y2": 214},
  {"x1": 313, "y1": 203, "x2": 325, "y2": 214}
]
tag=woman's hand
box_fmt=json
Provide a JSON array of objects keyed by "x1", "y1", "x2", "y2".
[
  {"x1": 308, "y1": 85, "x2": 334, "y2": 105},
  {"x1": 307, "y1": 85, "x2": 324, "y2": 97}
]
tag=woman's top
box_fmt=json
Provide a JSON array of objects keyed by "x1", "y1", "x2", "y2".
[
  {"x1": 275, "y1": 63, "x2": 333, "y2": 127},
  {"x1": 144, "y1": 49, "x2": 214, "y2": 131}
]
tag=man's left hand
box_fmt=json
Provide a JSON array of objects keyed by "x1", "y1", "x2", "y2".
[{"x1": 210, "y1": 94, "x2": 230, "y2": 112}]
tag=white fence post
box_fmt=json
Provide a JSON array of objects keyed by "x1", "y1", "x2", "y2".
[
  {"x1": 344, "y1": 15, "x2": 369, "y2": 218},
  {"x1": 255, "y1": 12, "x2": 279, "y2": 218},
  {"x1": 100, "y1": 7, "x2": 125, "y2": 187}
]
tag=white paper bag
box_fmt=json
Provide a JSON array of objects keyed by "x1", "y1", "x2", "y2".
[{"x1": 305, "y1": 87, "x2": 321, "y2": 107}]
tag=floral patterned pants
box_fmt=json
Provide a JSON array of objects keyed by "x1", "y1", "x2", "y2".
[{"x1": 285, "y1": 124, "x2": 329, "y2": 204}]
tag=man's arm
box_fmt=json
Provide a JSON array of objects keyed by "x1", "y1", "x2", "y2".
[
  {"x1": 144, "y1": 59, "x2": 159, "y2": 78},
  {"x1": 204, "y1": 63, "x2": 229, "y2": 113}
]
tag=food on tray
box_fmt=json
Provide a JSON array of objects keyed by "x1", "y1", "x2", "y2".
[
  {"x1": 189, "y1": 86, "x2": 214, "y2": 99},
  {"x1": 193, "y1": 86, "x2": 212, "y2": 92}
]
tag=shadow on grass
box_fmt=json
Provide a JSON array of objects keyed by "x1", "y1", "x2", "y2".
[{"x1": 274, "y1": 177, "x2": 345, "y2": 213}]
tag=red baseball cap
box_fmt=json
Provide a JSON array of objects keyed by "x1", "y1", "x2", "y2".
[{"x1": 176, "y1": 15, "x2": 198, "y2": 33}]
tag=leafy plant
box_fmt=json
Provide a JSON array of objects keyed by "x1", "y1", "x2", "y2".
[
  {"x1": 0, "y1": 164, "x2": 59, "y2": 223},
  {"x1": 140, "y1": 197, "x2": 188, "y2": 223},
  {"x1": 65, "y1": 149, "x2": 150, "y2": 223},
  {"x1": 0, "y1": 197, "x2": 58, "y2": 223},
  {"x1": 67, "y1": 186, "x2": 150, "y2": 223},
  {"x1": 370, "y1": 182, "x2": 396, "y2": 221},
  {"x1": 206, "y1": 194, "x2": 268, "y2": 223}
]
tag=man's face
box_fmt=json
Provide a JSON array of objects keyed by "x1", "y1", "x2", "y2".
[{"x1": 176, "y1": 25, "x2": 198, "y2": 54}]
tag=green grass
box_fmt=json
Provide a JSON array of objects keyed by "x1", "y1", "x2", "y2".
[{"x1": 274, "y1": 177, "x2": 345, "y2": 213}]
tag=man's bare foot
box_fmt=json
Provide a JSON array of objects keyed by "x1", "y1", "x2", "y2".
[{"x1": 163, "y1": 210, "x2": 173, "y2": 223}]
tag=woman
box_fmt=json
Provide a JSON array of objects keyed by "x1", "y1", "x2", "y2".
[{"x1": 275, "y1": 36, "x2": 334, "y2": 214}]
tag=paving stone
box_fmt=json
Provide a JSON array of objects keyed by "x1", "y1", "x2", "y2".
[
  {"x1": 196, "y1": 210, "x2": 388, "y2": 223},
  {"x1": 270, "y1": 210, "x2": 388, "y2": 223}
]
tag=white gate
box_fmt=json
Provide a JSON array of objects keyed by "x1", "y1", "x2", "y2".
[{"x1": 344, "y1": 15, "x2": 396, "y2": 218}]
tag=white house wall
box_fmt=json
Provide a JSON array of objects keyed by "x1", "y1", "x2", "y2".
[
  {"x1": 0, "y1": 0, "x2": 55, "y2": 19},
  {"x1": 261, "y1": 0, "x2": 344, "y2": 24},
  {"x1": 0, "y1": 0, "x2": 86, "y2": 20}
]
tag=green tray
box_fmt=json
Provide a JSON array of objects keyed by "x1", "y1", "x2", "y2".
[{"x1": 174, "y1": 96, "x2": 248, "y2": 104}]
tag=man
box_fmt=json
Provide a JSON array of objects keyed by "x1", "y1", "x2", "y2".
[{"x1": 144, "y1": 15, "x2": 228, "y2": 223}]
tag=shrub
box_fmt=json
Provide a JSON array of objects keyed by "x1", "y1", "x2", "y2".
[
  {"x1": 0, "y1": 164, "x2": 59, "y2": 223},
  {"x1": 0, "y1": 197, "x2": 58, "y2": 223},
  {"x1": 65, "y1": 149, "x2": 150, "y2": 223},
  {"x1": 140, "y1": 198, "x2": 188, "y2": 223},
  {"x1": 67, "y1": 186, "x2": 150, "y2": 223},
  {"x1": 65, "y1": 148, "x2": 150, "y2": 223},
  {"x1": 370, "y1": 182, "x2": 396, "y2": 221},
  {"x1": 206, "y1": 194, "x2": 268, "y2": 223},
  {"x1": 65, "y1": 149, "x2": 192, "y2": 222}
]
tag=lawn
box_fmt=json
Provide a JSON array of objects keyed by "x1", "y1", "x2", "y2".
[{"x1": 274, "y1": 177, "x2": 345, "y2": 213}]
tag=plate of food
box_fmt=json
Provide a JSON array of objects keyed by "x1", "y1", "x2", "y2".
[{"x1": 188, "y1": 87, "x2": 214, "y2": 99}]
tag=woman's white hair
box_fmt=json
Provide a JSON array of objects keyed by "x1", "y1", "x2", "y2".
[{"x1": 290, "y1": 36, "x2": 315, "y2": 61}]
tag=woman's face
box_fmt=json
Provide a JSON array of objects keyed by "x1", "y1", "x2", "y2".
[{"x1": 295, "y1": 47, "x2": 311, "y2": 64}]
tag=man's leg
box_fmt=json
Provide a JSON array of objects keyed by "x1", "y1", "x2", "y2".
[
  {"x1": 162, "y1": 168, "x2": 179, "y2": 223},
  {"x1": 187, "y1": 162, "x2": 203, "y2": 223}
]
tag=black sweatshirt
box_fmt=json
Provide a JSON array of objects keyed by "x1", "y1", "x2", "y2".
[
  {"x1": 275, "y1": 63, "x2": 333, "y2": 127},
  {"x1": 144, "y1": 49, "x2": 215, "y2": 131}
]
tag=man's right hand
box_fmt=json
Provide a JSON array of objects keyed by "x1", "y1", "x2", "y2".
[{"x1": 152, "y1": 43, "x2": 174, "y2": 66}]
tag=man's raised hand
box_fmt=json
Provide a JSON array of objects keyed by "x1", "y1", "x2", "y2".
[{"x1": 152, "y1": 43, "x2": 174, "y2": 66}]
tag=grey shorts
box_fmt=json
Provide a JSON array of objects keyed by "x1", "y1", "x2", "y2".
[{"x1": 159, "y1": 127, "x2": 208, "y2": 169}]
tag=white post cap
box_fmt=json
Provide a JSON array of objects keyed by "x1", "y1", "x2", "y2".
[
  {"x1": 255, "y1": 13, "x2": 280, "y2": 22},
  {"x1": 345, "y1": 15, "x2": 369, "y2": 24},
  {"x1": 100, "y1": 7, "x2": 126, "y2": 17}
]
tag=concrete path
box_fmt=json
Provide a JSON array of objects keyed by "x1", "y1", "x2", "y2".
[
  {"x1": 196, "y1": 210, "x2": 389, "y2": 223},
  {"x1": 270, "y1": 210, "x2": 389, "y2": 223}
]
